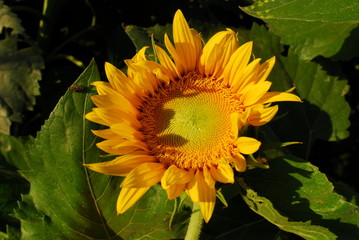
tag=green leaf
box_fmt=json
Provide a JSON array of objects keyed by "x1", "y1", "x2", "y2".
[
  {"x1": 0, "y1": 225, "x2": 21, "y2": 240},
  {"x1": 237, "y1": 180, "x2": 336, "y2": 240},
  {"x1": 241, "y1": 0, "x2": 359, "y2": 60},
  {"x1": 0, "y1": 179, "x2": 28, "y2": 224},
  {"x1": 281, "y1": 50, "x2": 350, "y2": 141},
  {"x1": 0, "y1": 2, "x2": 25, "y2": 34},
  {"x1": 125, "y1": 24, "x2": 172, "y2": 58},
  {"x1": 248, "y1": 24, "x2": 350, "y2": 157},
  {"x1": 5, "y1": 60, "x2": 187, "y2": 239},
  {"x1": 333, "y1": 181, "x2": 359, "y2": 206},
  {"x1": 0, "y1": 135, "x2": 31, "y2": 170},
  {"x1": 239, "y1": 155, "x2": 359, "y2": 240},
  {"x1": 0, "y1": 135, "x2": 30, "y2": 233},
  {"x1": 204, "y1": 185, "x2": 291, "y2": 239},
  {"x1": 0, "y1": 2, "x2": 44, "y2": 134}
]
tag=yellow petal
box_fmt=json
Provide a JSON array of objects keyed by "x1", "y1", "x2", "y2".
[
  {"x1": 230, "y1": 153, "x2": 247, "y2": 172},
  {"x1": 92, "y1": 108, "x2": 124, "y2": 125},
  {"x1": 104, "y1": 62, "x2": 141, "y2": 106},
  {"x1": 117, "y1": 187, "x2": 150, "y2": 214},
  {"x1": 96, "y1": 138, "x2": 148, "y2": 155},
  {"x1": 126, "y1": 60, "x2": 158, "y2": 96},
  {"x1": 173, "y1": 9, "x2": 200, "y2": 72},
  {"x1": 155, "y1": 45, "x2": 180, "y2": 80},
  {"x1": 91, "y1": 95, "x2": 138, "y2": 115},
  {"x1": 96, "y1": 138, "x2": 127, "y2": 154},
  {"x1": 91, "y1": 128, "x2": 117, "y2": 139},
  {"x1": 161, "y1": 165, "x2": 194, "y2": 187},
  {"x1": 230, "y1": 112, "x2": 240, "y2": 138},
  {"x1": 120, "y1": 162, "x2": 165, "y2": 188},
  {"x1": 92, "y1": 81, "x2": 119, "y2": 96},
  {"x1": 164, "y1": 183, "x2": 186, "y2": 200},
  {"x1": 191, "y1": 28, "x2": 203, "y2": 63},
  {"x1": 248, "y1": 105, "x2": 278, "y2": 126},
  {"x1": 214, "y1": 29, "x2": 239, "y2": 77},
  {"x1": 200, "y1": 28, "x2": 239, "y2": 78},
  {"x1": 200, "y1": 44, "x2": 218, "y2": 77},
  {"x1": 104, "y1": 62, "x2": 128, "y2": 91},
  {"x1": 209, "y1": 163, "x2": 234, "y2": 183},
  {"x1": 231, "y1": 58, "x2": 261, "y2": 93},
  {"x1": 91, "y1": 95, "x2": 114, "y2": 108},
  {"x1": 153, "y1": 67, "x2": 170, "y2": 85},
  {"x1": 222, "y1": 41, "x2": 253, "y2": 85},
  {"x1": 230, "y1": 109, "x2": 251, "y2": 138},
  {"x1": 199, "y1": 200, "x2": 215, "y2": 223},
  {"x1": 132, "y1": 46, "x2": 148, "y2": 62},
  {"x1": 84, "y1": 153, "x2": 155, "y2": 176},
  {"x1": 241, "y1": 81, "x2": 272, "y2": 106},
  {"x1": 259, "y1": 92, "x2": 302, "y2": 104},
  {"x1": 173, "y1": 10, "x2": 193, "y2": 48},
  {"x1": 186, "y1": 170, "x2": 216, "y2": 223},
  {"x1": 111, "y1": 140, "x2": 149, "y2": 155},
  {"x1": 164, "y1": 33, "x2": 183, "y2": 75},
  {"x1": 186, "y1": 170, "x2": 215, "y2": 200},
  {"x1": 235, "y1": 137, "x2": 261, "y2": 155},
  {"x1": 257, "y1": 56, "x2": 275, "y2": 83},
  {"x1": 161, "y1": 165, "x2": 194, "y2": 199},
  {"x1": 111, "y1": 123, "x2": 144, "y2": 140},
  {"x1": 92, "y1": 108, "x2": 141, "y2": 128},
  {"x1": 85, "y1": 110, "x2": 108, "y2": 126},
  {"x1": 203, "y1": 166, "x2": 216, "y2": 188},
  {"x1": 97, "y1": 137, "x2": 126, "y2": 146}
]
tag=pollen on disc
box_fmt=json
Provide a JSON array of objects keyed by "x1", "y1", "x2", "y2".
[{"x1": 139, "y1": 75, "x2": 242, "y2": 169}]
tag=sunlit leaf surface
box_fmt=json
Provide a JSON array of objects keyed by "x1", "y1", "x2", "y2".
[{"x1": 241, "y1": 0, "x2": 359, "y2": 60}]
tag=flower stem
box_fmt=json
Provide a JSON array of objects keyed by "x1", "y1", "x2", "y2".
[{"x1": 185, "y1": 202, "x2": 203, "y2": 240}]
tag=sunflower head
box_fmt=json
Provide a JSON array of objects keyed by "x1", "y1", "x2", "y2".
[{"x1": 84, "y1": 9, "x2": 301, "y2": 223}]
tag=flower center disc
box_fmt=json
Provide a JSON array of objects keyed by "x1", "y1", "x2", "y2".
[{"x1": 139, "y1": 76, "x2": 239, "y2": 169}]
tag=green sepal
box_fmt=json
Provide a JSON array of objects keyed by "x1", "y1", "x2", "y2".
[
  {"x1": 246, "y1": 154, "x2": 270, "y2": 170},
  {"x1": 216, "y1": 188, "x2": 229, "y2": 208}
]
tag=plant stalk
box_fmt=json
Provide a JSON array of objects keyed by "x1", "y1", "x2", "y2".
[{"x1": 184, "y1": 202, "x2": 203, "y2": 240}]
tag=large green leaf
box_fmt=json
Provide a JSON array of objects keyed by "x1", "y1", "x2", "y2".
[
  {"x1": 241, "y1": 0, "x2": 359, "y2": 60},
  {"x1": 2, "y1": 60, "x2": 187, "y2": 239},
  {"x1": 239, "y1": 155, "x2": 359, "y2": 240},
  {"x1": 0, "y1": 2, "x2": 44, "y2": 134}
]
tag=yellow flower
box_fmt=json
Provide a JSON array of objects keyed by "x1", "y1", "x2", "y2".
[{"x1": 84, "y1": 10, "x2": 301, "y2": 223}]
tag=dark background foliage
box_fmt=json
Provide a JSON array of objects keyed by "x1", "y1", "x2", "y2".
[{"x1": 2, "y1": 0, "x2": 359, "y2": 237}]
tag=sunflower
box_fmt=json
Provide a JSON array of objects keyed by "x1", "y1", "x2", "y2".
[{"x1": 84, "y1": 9, "x2": 301, "y2": 223}]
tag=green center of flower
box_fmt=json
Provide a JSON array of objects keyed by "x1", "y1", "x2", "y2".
[
  {"x1": 139, "y1": 74, "x2": 241, "y2": 169},
  {"x1": 156, "y1": 89, "x2": 229, "y2": 150}
]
